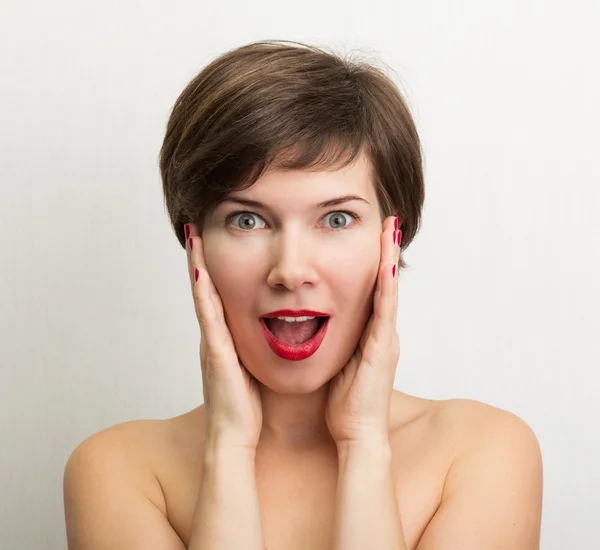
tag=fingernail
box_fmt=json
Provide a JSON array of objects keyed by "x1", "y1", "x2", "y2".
[
  {"x1": 195, "y1": 268, "x2": 199, "y2": 282},
  {"x1": 184, "y1": 224, "x2": 190, "y2": 240},
  {"x1": 392, "y1": 230, "x2": 396, "y2": 245},
  {"x1": 392, "y1": 265, "x2": 396, "y2": 277},
  {"x1": 188, "y1": 237, "x2": 193, "y2": 250},
  {"x1": 394, "y1": 217, "x2": 398, "y2": 231},
  {"x1": 398, "y1": 230, "x2": 403, "y2": 246}
]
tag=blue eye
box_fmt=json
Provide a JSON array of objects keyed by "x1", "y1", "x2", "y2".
[
  {"x1": 228, "y1": 212, "x2": 266, "y2": 231},
  {"x1": 323, "y1": 211, "x2": 358, "y2": 230},
  {"x1": 226, "y1": 210, "x2": 361, "y2": 231}
]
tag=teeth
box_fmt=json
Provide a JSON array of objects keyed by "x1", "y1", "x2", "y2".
[{"x1": 275, "y1": 316, "x2": 316, "y2": 322}]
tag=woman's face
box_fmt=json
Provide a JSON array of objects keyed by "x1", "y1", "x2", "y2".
[{"x1": 201, "y1": 152, "x2": 383, "y2": 393}]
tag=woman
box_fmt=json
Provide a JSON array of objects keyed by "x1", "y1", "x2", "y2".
[{"x1": 63, "y1": 40, "x2": 543, "y2": 549}]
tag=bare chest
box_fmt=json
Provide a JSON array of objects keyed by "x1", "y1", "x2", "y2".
[
  {"x1": 153, "y1": 396, "x2": 457, "y2": 550},
  {"x1": 159, "y1": 439, "x2": 448, "y2": 550}
]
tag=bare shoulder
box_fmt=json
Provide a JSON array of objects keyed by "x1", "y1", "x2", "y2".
[
  {"x1": 388, "y1": 391, "x2": 542, "y2": 487},
  {"x1": 65, "y1": 418, "x2": 173, "y2": 512},
  {"x1": 401, "y1": 396, "x2": 544, "y2": 549},
  {"x1": 392, "y1": 392, "x2": 540, "y2": 445},
  {"x1": 435, "y1": 397, "x2": 542, "y2": 455},
  {"x1": 63, "y1": 418, "x2": 188, "y2": 550},
  {"x1": 436, "y1": 397, "x2": 544, "y2": 494},
  {"x1": 386, "y1": 393, "x2": 543, "y2": 547}
]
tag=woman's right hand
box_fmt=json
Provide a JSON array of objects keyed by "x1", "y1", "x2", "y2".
[{"x1": 185, "y1": 223, "x2": 263, "y2": 452}]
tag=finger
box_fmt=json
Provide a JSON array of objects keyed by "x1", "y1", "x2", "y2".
[
  {"x1": 188, "y1": 248, "x2": 219, "y2": 343},
  {"x1": 186, "y1": 224, "x2": 229, "y2": 340},
  {"x1": 185, "y1": 223, "x2": 204, "y2": 288},
  {"x1": 392, "y1": 220, "x2": 401, "y2": 325},
  {"x1": 358, "y1": 311, "x2": 374, "y2": 352},
  {"x1": 372, "y1": 215, "x2": 395, "y2": 307},
  {"x1": 184, "y1": 223, "x2": 193, "y2": 284},
  {"x1": 371, "y1": 216, "x2": 399, "y2": 339},
  {"x1": 187, "y1": 224, "x2": 226, "y2": 322}
]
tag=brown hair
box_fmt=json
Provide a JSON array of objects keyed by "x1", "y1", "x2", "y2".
[{"x1": 158, "y1": 39, "x2": 424, "y2": 270}]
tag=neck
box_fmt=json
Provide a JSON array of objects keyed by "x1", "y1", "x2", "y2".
[{"x1": 257, "y1": 382, "x2": 335, "y2": 451}]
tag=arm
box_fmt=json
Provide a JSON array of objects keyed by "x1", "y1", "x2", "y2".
[
  {"x1": 188, "y1": 440, "x2": 265, "y2": 550},
  {"x1": 330, "y1": 437, "x2": 407, "y2": 550},
  {"x1": 416, "y1": 409, "x2": 543, "y2": 550}
]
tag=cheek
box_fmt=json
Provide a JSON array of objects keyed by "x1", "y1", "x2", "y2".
[
  {"x1": 203, "y1": 238, "x2": 242, "y2": 301},
  {"x1": 334, "y1": 239, "x2": 380, "y2": 279},
  {"x1": 203, "y1": 232, "x2": 254, "y2": 277},
  {"x1": 329, "y1": 250, "x2": 379, "y2": 307},
  {"x1": 208, "y1": 254, "x2": 263, "y2": 312}
]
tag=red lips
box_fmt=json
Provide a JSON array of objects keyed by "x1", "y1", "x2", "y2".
[
  {"x1": 260, "y1": 316, "x2": 330, "y2": 361},
  {"x1": 261, "y1": 309, "x2": 330, "y2": 319}
]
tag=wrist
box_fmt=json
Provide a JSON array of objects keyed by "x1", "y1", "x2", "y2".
[
  {"x1": 336, "y1": 440, "x2": 393, "y2": 484},
  {"x1": 203, "y1": 434, "x2": 257, "y2": 463},
  {"x1": 336, "y1": 437, "x2": 392, "y2": 460},
  {"x1": 335, "y1": 430, "x2": 391, "y2": 452}
]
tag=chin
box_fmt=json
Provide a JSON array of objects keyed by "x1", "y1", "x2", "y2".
[{"x1": 251, "y1": 364, "x2": 337, "y2": 394}]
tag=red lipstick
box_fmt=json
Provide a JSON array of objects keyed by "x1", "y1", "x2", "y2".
[
  {"x1": 261, "y1": 309, "x2": 329, "y2": 318},
  {"x1": 259, "y1": 310, "x2": 330, "y2": 361}
]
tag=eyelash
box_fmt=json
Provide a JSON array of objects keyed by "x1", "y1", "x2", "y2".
[{"x1": 225, "y1": 210, "x2": 362, "y2": 232}]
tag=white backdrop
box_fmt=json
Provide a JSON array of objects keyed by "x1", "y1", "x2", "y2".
[{"x1": 1, "y1": 1, "x2": 599, "y2": 548}]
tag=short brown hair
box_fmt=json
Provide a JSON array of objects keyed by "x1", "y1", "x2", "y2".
[{"x1": 158, "y1": 39, "x2": 425, "y2": 270}]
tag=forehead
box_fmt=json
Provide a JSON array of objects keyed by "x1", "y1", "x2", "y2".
[{"x1": 230, "y1": 150, "x2": 377, "y2": 204}]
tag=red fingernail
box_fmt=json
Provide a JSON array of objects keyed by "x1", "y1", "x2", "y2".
[
  {"x1": 195, "y1": 268, "x2": 199, "y2": 282},
  {"x1": 394, "y1": 217, "x2": 398, "y2": 231},
  {"x1": 398, "y1": 230, "x2": 402, "y2": 246},
  {"x1": 188, "y1": 237, "x2": 193, "y2": 250},
  {"x1": 184, "y1": 224, "x2": 190, "y2": 240},
  {"x1": 392, "y1": 230, "x2": 396, "y2": 245},
  {"x1": 392, "y1": 265, "x2": 396, "y2": 277}
]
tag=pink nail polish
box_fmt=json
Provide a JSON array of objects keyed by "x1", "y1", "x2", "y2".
[
  {"x1": 392, "y1": 265, "x2": 396, "y2": 277},
  {"x1": 188, "y1": 237, "x2": 193, "y2": 250},
  {"x1": 392, "y1": 230, "x2": 396, "y2": 245},
  {"x1": 195, "y1": 268, "x2": 199, "y2": 282},
  {"x1": 394, "y1": 217, "x2": 398, "y2": 231}
]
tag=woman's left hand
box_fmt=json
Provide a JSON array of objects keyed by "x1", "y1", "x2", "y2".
[{"x1": 326, "y1": 215, "x2": 402, "y2": 447}]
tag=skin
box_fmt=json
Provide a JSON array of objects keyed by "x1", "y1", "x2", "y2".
[
  {"x1": 63, "y1": 151, "x2": 543, "y2": 549},
  {"x1": 200, "y1": 151, "x2": 383, "y2": 449}
]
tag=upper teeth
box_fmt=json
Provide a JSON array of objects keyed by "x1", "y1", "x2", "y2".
[{"x1": 276, "y1": 316, "x2": 316, "y2": 322}]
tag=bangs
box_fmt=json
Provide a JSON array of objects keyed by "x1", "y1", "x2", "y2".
[{"x1": 232, "y1": 136, "x2": 371, "y2": 196}]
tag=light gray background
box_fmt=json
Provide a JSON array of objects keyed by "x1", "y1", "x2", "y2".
[{"x1": 1, "y1": 1, "x2": 599, "y2": 548}]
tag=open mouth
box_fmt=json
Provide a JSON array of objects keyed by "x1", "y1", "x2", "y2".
[
  {"x1": 261, "y1": 316, "x2": 329, "y2": 345},
  {"x1": 259, "y1": 315, "x2": 331, "y2": 361}
]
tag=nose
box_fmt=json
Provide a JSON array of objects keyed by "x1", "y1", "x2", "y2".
[{"x1": 266, "y1": 230, "x2": 319, "y2": 291}]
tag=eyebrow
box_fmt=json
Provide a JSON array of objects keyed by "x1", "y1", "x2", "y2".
[{"x1": 221, "y1": 194, "x2": 371, "y2": 211}]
